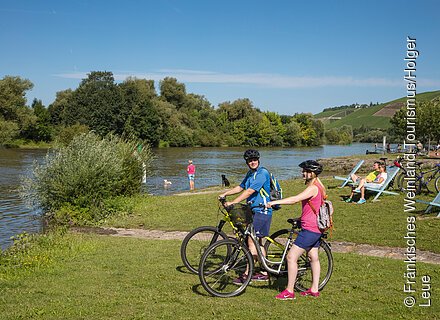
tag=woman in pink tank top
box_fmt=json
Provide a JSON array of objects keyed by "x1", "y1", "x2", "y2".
[{"x1": 267, "y1": 160, "x2": 325, "y2": 300}]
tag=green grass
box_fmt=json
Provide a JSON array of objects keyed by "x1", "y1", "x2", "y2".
[
  {"x1": 2, "y1": 174, "x2": 440, "y2": 319},
  {"x1": 1, "y1": 233, "x2": 439, "y2": 319},
  {"x1": 103, "y1": 178, "x2": 440, "y2": 253},
  {"x1": 314, "y1": 107, "x2": 356, "y2": 119},
  {"x1": 325, "y1": 104, "x2": 390, "y2": 130}
]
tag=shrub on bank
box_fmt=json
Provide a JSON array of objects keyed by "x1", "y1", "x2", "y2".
[{"x1": 21, "y1": 132, "x2": 153, "y2": 224}]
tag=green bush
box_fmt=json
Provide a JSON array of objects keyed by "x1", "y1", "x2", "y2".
[
  {"x1": 54, "y1": 123, "x2": 90, "y2": 146},
  {"x1": 21, "y1": 132, "x2": 153, "y2": 223},
  {"x1": 0, "y1": 228, "x2": 67, "y2": 271}
]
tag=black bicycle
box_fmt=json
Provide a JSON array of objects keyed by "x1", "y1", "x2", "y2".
[
  {"x1": 180, "y1": 197, "x2": 239, "y2": 274},
  {"x1": 395, "y1": 160, "x2": 440, "y2": 194},
  {"x1": 414, "y1": 163, "x2": 440, "y2": 194}
]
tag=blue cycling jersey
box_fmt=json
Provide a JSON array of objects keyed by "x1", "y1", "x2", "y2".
[{"x1": 240, "y1": 166, "x2": 273, "y2": 215}]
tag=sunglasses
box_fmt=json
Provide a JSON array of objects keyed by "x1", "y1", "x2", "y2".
[{"x1": 246, "y1": 158, "x2": 259, "y2": 163}]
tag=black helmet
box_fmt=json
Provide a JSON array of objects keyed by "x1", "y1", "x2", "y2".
[
  {"x1": 299, "y1": 160, "x2": 323, "y2": 175},
  {"x1": 243, "y1": 149, "x2": 260, "y2": 161}
]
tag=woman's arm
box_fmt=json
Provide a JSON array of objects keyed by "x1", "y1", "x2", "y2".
[
  {"x1": 267, "y1": 185, "x2": 318, "y2": 207},
  {"x1": 374, "y1": 177, "x2": 385, "y2": 184}
]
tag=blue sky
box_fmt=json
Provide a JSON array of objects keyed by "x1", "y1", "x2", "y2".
[{"x1": 1, "y1": 0, "x2": 439, "y2": 114}]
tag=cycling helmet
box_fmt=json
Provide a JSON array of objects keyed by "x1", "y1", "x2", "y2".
[
  {"x1": 299, "y1": 160, "x2": 323, "y2": 175},
  {"x1": 243, "y1": 149, "x2": 260, "y2": 161}
]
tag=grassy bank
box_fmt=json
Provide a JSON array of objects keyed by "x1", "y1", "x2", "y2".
[
  {"x1": 103, "y1": 178, "x2": 440, "y2": 253},
  {"x1": 1, "y1": 233, "x2": 439, "y2": 319},
  {"x1": 2, "y1": 176, "x2": 440, "y2": 319}
]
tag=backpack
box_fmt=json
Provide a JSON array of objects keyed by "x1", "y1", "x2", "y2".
[
  {"x1": 259, "y1": 167, "x2": 283, "y2": 210},
  {"x1": 308, "y1": 183, "x2": 334, "y2": 232}
]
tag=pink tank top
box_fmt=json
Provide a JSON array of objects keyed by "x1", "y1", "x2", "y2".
[
  {"x1": 187, "y1": 164, "x2": 195, "y2": 174},
  {"x1": 300, "y1": 183, "x2": 323, "y2": 234}
]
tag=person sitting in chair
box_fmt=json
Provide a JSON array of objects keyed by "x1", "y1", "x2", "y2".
[
  {"x1": 346, "y1": 163, "x2": 387, "y2": 204},
  {"x1": 349, "y1": 161, "x2": 381, "y2": 188}
]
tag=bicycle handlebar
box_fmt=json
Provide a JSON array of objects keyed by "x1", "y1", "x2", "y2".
[{"x1": 218, "y1": 196, "x2": 265, "y2": 211}]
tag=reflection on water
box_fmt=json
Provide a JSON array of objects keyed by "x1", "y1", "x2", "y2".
[{"x1": 0, "y1": 143, "x2": 371, "y2": 249}]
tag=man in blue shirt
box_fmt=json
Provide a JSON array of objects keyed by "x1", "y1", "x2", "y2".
[{"x1": 219, "y1": 149, "x2": 272, "y2": 283}]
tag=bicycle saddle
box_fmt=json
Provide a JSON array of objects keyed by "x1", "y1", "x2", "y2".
[{"x1": 287, "y1": 218, "x2": 301, "y2": 228}]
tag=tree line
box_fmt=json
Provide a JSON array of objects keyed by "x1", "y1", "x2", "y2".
[
  {"x1": 3, "y1": 72, "x2": 438, "y2": 149},
  {"x1": 1, "y1": 72, "x2": 331, "y2": 147}
]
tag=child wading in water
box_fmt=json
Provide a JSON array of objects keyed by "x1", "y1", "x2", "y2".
[{"x1": 267, "y1": 160, "x2": 325, "y2": 300}]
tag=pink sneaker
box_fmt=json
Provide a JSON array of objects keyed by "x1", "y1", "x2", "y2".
[
  {"x1": 275, "y1": 289, "x2": 295, "y2": 300},
  {"x1": 300, "y1": 288, "x2": 320, "y2": 297}
]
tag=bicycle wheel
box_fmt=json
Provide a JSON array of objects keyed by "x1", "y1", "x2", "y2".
[
  {"x1": 199, "y1": 238, "x2": 254, "y2": 298},
  {"x1": 264, "y1": 229, "x2": 294, "y2": 276},
  {"x1": 294, "y1": 240, "x2": 333, "y2": 292},
  {"x1": 435, "y1": 176, "x2": 440, "y2": 193},
  {"x1": 416, "y1": 177, "x2": 428, "y2": 195},
  {"x1": 396, "y1": 172, "x2": 406, "y2": 191},
  {"x1": 180, "y1": 226, "x2": 228, "y2": 274}
]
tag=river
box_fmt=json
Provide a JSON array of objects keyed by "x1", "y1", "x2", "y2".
[{"x1": 0, "y1": 143, "x2": 372, "y2": 249}]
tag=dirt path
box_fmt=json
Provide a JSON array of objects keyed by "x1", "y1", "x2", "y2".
[{"x1": 71, "y1": 227, "x2": 440, "y2": 265}]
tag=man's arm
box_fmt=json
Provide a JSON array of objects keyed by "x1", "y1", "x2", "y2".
[
  {"x1": 219, "y1": 185, "x2": 244, "y2": 198},
  {"x1": 225, "y1": 188, "x2": 255, "y2": 206}
]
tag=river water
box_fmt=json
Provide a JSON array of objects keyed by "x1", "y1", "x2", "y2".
[{"x1": 0, "y1": 143, "x2": 372, "y2": 249}]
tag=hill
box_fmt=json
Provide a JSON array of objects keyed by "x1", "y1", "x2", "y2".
[{"x1": 316, "y1": 90, "x2": 440, "y2": 130}]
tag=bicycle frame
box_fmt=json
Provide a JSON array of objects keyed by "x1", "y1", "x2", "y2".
[
  {"x1": 239, "y1": 224, "x2": 293, "y2": 275},
  {"x1": 415, "y1": 164, "x2": 440, "y2": 192}
]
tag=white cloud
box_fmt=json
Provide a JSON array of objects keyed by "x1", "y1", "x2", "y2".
[{"x1": 55, "y1": 69, "x2": 440, "y2": 88}]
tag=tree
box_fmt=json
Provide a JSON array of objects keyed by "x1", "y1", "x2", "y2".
[
  {"x1": 48, "y1": 89, "x2": 73, "y2": 125},
  {"x1": 23, "y1": 99, "x2": 52, "y2": 142},
  {"x1": 63, "y1": 71, "x2": 121, "y2": 136},
  {"x1": 417, "y1": 100, "x2": 440, "y2": 143},
  {"x1": 325, "y1": 125, "x2": 352, "y2": 144},
  {"x1": 0, "y1": 119, "x2": 19, "y2": 144},
  {"x1": 0, "y1": 76, "x2": 33, "y2": 121},
  {"x1": 119, "y1": 78, "x2": 162, "y2": 147},
  {"x1": 264, "y1": 111, "x2": 285, "y2": 146},
  {"x1": 293, "y1": 113, "x2": 323, "y2": 146},
  {"x1": 390, "y1": 100, "x2": 440, "y2": 144},
  {"x1": 0, "y1": 76, "x2": 36, "y2": 141},
  {"x1": 284, "y1": 120, "x2": 302, "y2": 146},
  {"x1": 160, "y1": 77, "x2": 186, "y2": 109}
]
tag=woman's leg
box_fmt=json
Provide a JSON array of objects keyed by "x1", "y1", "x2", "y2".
[
  {"x1": 308, "y1": 247, "x2": 320, "y2": 292},
  {"x1": 350, "y1": 173, "x2": 359, "y2": 183},
  {"x1": 356, "y1": 178, "x2": 366, "y2": 190},
  {"x1": 360, "y1": 186, "x2": 366, "y2": 199},
  {"x1": 285, "y1": 244, "x2": 306, "y2": 292}
]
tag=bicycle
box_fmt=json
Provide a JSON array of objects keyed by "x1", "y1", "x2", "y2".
[
  {"x1": 414, "y1": 163, "x2": 440, "y2": 194},
  {"x1": 198, "y1": 200, "x2": 333, "y2": 298},
  {"x1": 395, "y1": 160, "x2": 440, "y2": 194},
  {"x1": 180, "y1": 197, "x2": 243, "y2": 274}
]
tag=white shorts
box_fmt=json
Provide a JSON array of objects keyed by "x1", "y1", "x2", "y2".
[{"x1": 364, "y1": 183, "x2": 382, "y2": 190}]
